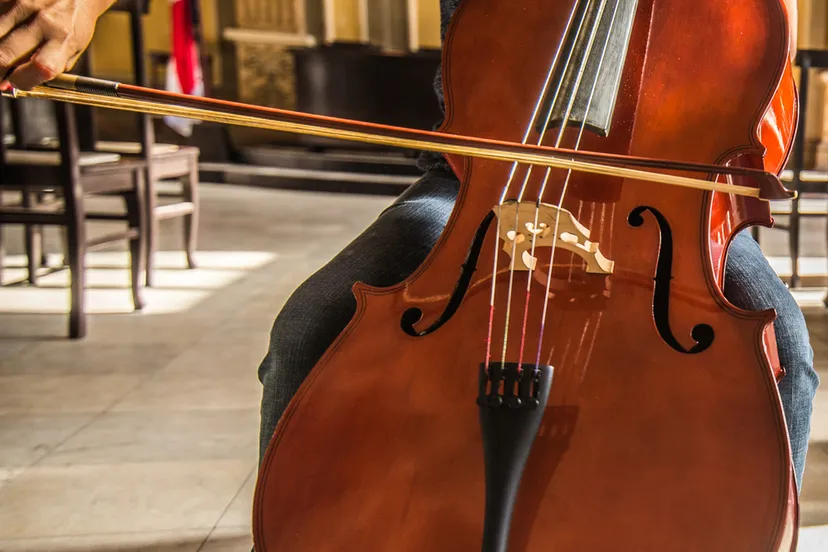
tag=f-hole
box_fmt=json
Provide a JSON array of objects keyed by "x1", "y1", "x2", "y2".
[
  {"x1": 401, "y1": 211, "x2": 495, "y2": 337},
  {"x1": 628, "y1": 206, "x2": 714, "y2": 354}
]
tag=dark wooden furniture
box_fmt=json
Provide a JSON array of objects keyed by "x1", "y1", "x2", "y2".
[
  {"x1": 764, "y1": 49, "x2": 828, "y2": 292},
  {"x1": 81, "y1": 0, "x2": 200, "y2": 286},
  {"x1": 289, "y1": 42, "x2": 442, "y2": 151},
  {"x1": 0, "y1": 96, "x2": 147, "y2": 339}
]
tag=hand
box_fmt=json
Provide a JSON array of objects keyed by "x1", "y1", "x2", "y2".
[{"x1": 0, "y1": 0, "x2": 115, "y2": 91}]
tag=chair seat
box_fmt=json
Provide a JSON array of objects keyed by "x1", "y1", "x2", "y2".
[
  {"x1": 97, "y1": 141, "x2": 200, "y2": 159},
  {"x1": 96, "y1": 140, "x2": 182, "y2": 156},
  {"x1": 770, "y1": 197, "x2": 828, "y2": 215},
  {"x1": 780, "y1": 169, "x2": 828, "y2": 183},
  {"x1": 5, "y1": 149, "x2": 122, "y2": 167}
]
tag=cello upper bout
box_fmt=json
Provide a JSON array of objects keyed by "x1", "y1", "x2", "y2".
[{"x1": 760, "y1": 56, "x2": 798, "y2": 176}]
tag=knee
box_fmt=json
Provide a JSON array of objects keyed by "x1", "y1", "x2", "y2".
[
  {"x1": 257, "y1": 168, "x2": 459, "y2": 395},
  {"x1": 257, "y1": 272, "x2": 356, "y2": 386},
  {"x1": 723, "y1": 232, "x2": 816, "y2": 386},
  {"x1": 775, "y1": 307, "x2": 817, "y2": 393},
  {"x1": 377, "y1": 170, "x2": 459, "y2": 248},
  {"x1": 723, "y1": 233, "x2": 777, "y2": 309},
  {"x1": 723, "y1": 232, "x2": 796, "y2": 319}
]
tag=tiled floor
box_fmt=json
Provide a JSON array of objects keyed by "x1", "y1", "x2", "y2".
[{"x1": 0, "y1": 182, "x2": 826, "y2": 550}]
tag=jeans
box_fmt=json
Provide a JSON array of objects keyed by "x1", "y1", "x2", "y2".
[{"x1": 257, "y1": 167, "x2": 818, "y2": 491}]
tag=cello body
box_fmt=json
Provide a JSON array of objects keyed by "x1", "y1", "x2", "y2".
[{"x1": 253, "y1": 0, "x2": 800, "y2": 550}]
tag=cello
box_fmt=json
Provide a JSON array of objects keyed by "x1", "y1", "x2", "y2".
[
  {"x1": 2, "y1": 0, "x2": 801, "y2": 549},
  {"x1": 251, "y1": 0, "x2": 800, "y2": 550}
]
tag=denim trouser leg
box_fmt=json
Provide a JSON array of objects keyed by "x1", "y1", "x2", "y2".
[
  {"x1": 257, "y1": 169, "x2": 462, "y2": 463},
  {"x1": 723, "y1": 231, "x2": 819, "y2": 490},
  {"x1": 256, "y1": 170, "x2": 818, "y2": 492}
]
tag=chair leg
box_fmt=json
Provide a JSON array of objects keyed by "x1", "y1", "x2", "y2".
[
  {"x1": 789, "y1": 200, "x2": 800, "y2": 288},
  {"x1": 22, "y1": 192, "x2": 42, "y2": 285},
  {"x1": 60, "y1": 227, "x2": 69, "y2": 267},
  {"x1": 37, "y1": 192, "x2": 48, "y2": 267},
  {"x1": 0, "y1": 225, "x2": 5, "y2": 284},
  {"x1": 124, "y1": 172, "x2": 147, "y2": 311},
  {"x1": 183, "y1": 159, "x2": 199, "y2": 269},
  {"x1": 145, "y1": 168, "x2": 158, "y2": 287},
  {"x1": 824, "y1": 212, "x2": 828, "y2": 308},
  {"x1": 66, "y1": 195, "x2": 87, "y2": 339},
  {"x1": 25, "y1": 224, "x2": 39, "y2": 283}
]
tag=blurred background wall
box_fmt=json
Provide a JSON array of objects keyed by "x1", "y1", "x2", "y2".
[{"x1": 77, "y1": 0, "x2": 828, "y2": 169}]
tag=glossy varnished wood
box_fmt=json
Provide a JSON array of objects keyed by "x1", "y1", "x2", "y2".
[{"x1": 254, "y1": 0, "x2": 799, "y2": 550}]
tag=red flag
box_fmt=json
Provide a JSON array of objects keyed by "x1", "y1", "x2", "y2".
[
  {"x1": 165, "y1": 0, "x2": 203, "y2": 135},
  {"x1": 171, "y1": 0, "x2": 196, "y2": 95}
]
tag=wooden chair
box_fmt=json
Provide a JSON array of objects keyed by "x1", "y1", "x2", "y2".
[
  {"x1": 81, "y1": 0, "x2": 200, "y2": 286},
  {"x1": 0, "y1": 97, "x2": 54, "y2": 285},
  {"x1": 0, "y1": 95, "x2": 147, "y2": 339},
  {"x1": 761, "y1": 49, "x2": 828, "y2": 293}
]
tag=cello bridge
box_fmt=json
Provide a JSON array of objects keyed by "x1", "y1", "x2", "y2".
[{"x1": 495, "y1": 200, "x2": 614, "y2": 275}]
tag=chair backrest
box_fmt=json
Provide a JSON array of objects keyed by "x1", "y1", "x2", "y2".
[
  {"x1": 72, "y1": 0, "x2": 153, "y2": 158},
  {"x1": 0, "y1": 94, "x2": 60, "y2": 152},
  {"x1": 1, "y1": 97, "x2": 10, "y2": 157},
  {"x1": 111, "y1": 0, "x2": 151, "y2": 14},
  {"x1": 74, "y1": 0, "x2": 208, "y2": 158},
  {"x1": 54, "y1": 103, "x2": 84, "y2": 194},
  {"x1": 0, "y1": 94, "x2": 83, "y2": 202},
  {"x1": 0, "y1": 97, "x2": 9, "y2": 166},
  {"x1": 117, "y1": 0, "x2": 154, "y2": 159},
  {"x1": 72, "y1": 53, "x2": 99, "y2": 152}
]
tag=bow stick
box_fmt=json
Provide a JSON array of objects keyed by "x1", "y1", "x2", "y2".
[{"x1": 2, "y1": 74, "x2": 794, "y2": 201}]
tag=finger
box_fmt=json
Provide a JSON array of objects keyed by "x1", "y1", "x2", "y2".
[
  {"x1": 64, "y1": 50, "x2": 81, "y2": 71},
  {"x1": 0, "y1": 24, "x2": 44, "y2": 81},
  {"x1": 0, "y1": 1, "x2": 32, "y2": 40},
  {"x1": 5, "y1": 39, "x2": 72, "y2": 89}
]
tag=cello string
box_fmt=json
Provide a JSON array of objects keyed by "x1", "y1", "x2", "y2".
[
  {"x1": 535, "y1": 0, "x2": 619, "y2": 368},
  {"x1": 501, "y1": 0, "x2": 612, "y2": 369},
  {"x1": 498, "y1": 0, "x2": 600, "y2": 369},
  {"x1": 484, "y1": 0, "x2": 585, "y2": 368},
  {"x1": 513, "y1": 0, "x2": 612, "y2": 370},
  {"x1": 560, "y1": 2, "x2": 619, "y2": 359},
  {"x1": 533, "y1": 0, "x2": 621, "y2": 368},
  {"x1": 486, "y1": 0, "x2": 585, "y2": 368}
]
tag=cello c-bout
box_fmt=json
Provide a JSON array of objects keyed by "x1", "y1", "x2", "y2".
[{"x1": 253, "y1": 0, "x2": 800, "y2": 550}]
